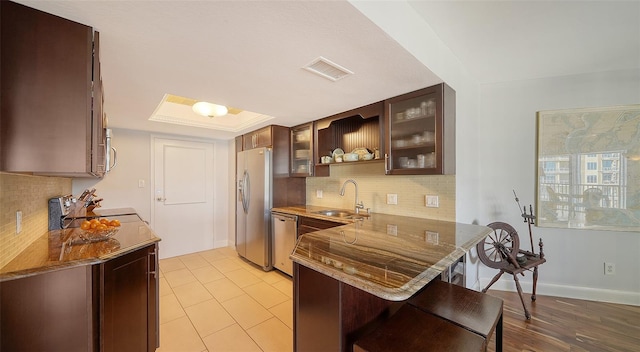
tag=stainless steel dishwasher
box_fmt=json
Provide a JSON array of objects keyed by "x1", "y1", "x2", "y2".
[{"x1": 271, "y1": 212, "x2": 297, "y2": 276}]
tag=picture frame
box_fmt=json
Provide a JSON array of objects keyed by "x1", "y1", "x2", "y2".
[{"x1": 536, "y1": 104, "x2": 640, "y2": 231}]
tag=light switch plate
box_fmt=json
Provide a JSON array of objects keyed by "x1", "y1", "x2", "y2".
[
  {"x1": 387, "y1": 194, "x2": 398, "y2": 205},
  {"x1": 426, "y1": 195, "x2": 439, "y2": 208},
  {"x1": 316, "y1": 190, "x2": 323, "y2": 198}
]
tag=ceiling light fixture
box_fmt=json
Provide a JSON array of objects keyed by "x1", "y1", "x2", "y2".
[{"x1": 192, "y1": 101, "x2": 228, "y2": 117}]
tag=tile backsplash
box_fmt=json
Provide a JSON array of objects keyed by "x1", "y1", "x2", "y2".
[
  {"x1": 305, "y1": 162, "x2": 455, "y2": 221},
  {"x1": 0, "y1": 173, "x2": 71, "y2": 268}
]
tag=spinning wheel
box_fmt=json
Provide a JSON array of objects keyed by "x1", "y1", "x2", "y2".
[
  {"x1": 476, "y1": 222, "x2": 520, "y2": 269},
  {"x1": 477, "y1": 210, "x2": 545, "y2": 320}
]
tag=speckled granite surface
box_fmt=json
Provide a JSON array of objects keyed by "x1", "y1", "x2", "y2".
[
  {"x1": 0, "y1": 209, "x2": 160, "y2": 282},
  {"x1": 273, "y1": 205, "x2": 492, "y2": 301}
]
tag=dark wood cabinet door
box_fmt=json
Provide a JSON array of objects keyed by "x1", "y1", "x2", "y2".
[
  {"x1": 290, "y1": 122, "x2": 314, "y2": 177},
  {"x1": 91, "y1": 31, "x2": 106, "y2": 177},
  {"x1": 0, "y1": 266, "x2": 96, "y2": 352},
  {"x1": 256, "y1": 126, "x2": 272, "y2": 148},
  {"x1": 384, "y1": 83, "x2": 455, "y2": 175},
  {"x1": 0, "y1": 1, "x2": 100, "y2": 176},
  {"x1": 243, "y1": 126, "x2": 273, "y2": 150},
  {"x1": 102, "y1": 244, "x2": 157, "y2": 352}
]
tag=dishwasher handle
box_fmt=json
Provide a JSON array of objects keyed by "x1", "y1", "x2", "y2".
[{"x1": 272, "y1": 213, "x2": 297, "y2": 222}]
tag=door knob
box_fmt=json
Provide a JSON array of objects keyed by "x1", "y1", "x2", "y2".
[{"x1": 157, "y1": 197, "x2": 166, "y2": 202}]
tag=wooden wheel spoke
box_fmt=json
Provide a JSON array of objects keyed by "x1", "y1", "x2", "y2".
[{"x1": 478, "y1": 222, "x2": 521, "y2": 269}]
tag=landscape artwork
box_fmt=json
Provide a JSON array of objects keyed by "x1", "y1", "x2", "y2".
[{"x1": 536, "y1": 104, "x2": 640, "y2": 231}]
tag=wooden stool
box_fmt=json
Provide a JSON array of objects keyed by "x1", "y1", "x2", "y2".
[
  {"x1": 408, "y1": 280, "x2": 503, "y2": 352},
  {"x1": 353, "y1": 304, "x2": 486, "y2": 352}
]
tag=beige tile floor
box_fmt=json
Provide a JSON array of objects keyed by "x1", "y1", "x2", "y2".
[{"x1": 158, "y1": 246, "x2": 293, "y2": 352}]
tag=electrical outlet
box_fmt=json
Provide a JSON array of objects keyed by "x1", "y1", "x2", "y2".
[
  {"x1": 604, "y1": 262, "x2": 616, "y2": 275},
  {"x1": 316, "y1": 189, "x2": 323, "y2": 198},
  {"x1": 425, "y1": 231, "x2": 439, "y2": 244},
  {"x1": 387, "y1": 194, "x2": 398, "y2": 205},
  {"x1": 16, "y1": 211, "x2": 22, "y2": 234},
  {"x1": 138, "y1": 179, "x2": 145, "y2": 188},
  {"x1": 426, "y1": 195, "x2": 439, "y2": 208},
  {"x1": 387, "y1": 224, "x2": 398, "y2": 236}
]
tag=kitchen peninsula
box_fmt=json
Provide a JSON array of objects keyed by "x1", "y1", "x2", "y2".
[
  {"x1": 0, "y1": 208, "x2": 160, "y2": 352},
  {"x1": 272, "y1": 205, "x2": 492, "y2": 351}
]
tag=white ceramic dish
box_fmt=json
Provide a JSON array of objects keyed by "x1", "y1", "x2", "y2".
[
  {"x1": 351, "y1": 147, "x2": 373, "y2": 160},
  {"x1": 332, "y1": 148, "x2": 345, "y2": 158},
  {"x1": 343, "y1": 153, "x2": 359, "y2": 162}
]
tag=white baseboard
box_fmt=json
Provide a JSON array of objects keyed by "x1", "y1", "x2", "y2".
[
  {"x1": 480, "y1": 277, "x2": 640, "y2": 306},
  {"x1": 214, "y1": 239, "x2": 229, "y2": 248}
]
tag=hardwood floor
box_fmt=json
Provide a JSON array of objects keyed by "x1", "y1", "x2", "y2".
[{"x1": 486, "y1": 290, "x2": 640, "y2": 352}]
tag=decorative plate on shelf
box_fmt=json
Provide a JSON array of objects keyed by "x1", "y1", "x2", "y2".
[
  {"x1": 351, "y1": 148, "x2": 372, "y2": 160},
  {"x1": 332, "y1": 148, "x2": 344, "y2": 158}
]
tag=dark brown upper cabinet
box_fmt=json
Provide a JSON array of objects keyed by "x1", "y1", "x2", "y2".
[
  {"x1": 313, "y1": 102, "x2": 384, "y2": 177},
  {"x1": 243, "y1": 125, "x2": 273, "y2": 150},
  {"x1": 290, "y1": 122, "x2": 314, "y2": 177},
  {"x1": 0, "y1": 1, "x2": 105, "y2": 177},
  {"x1": 384, "y1": 83, "x2": 455, "y2": 175}
]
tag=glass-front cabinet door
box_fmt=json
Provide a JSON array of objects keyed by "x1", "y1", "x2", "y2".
[
  {"x1": 290, "y1": 122, "x2": 313, "y2": 177},
  {"x1": 384, "y1": 83, "x2": 455, "y2": 175}
]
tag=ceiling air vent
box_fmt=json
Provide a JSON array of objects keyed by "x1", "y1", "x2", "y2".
[{"x1": 303, "y1": 56, "x2": 353, "y2": 82}]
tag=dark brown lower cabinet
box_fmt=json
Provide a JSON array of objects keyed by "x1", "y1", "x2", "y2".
[
  {"x1": 101, "y1": 243, "x2": 158, "y2": 352},
  {"x1": 0, "y1": 243, "x2": 158, "y2": 352},
  {"x1": 297, "y1": 216, "x2": 342, "y2": 237},
  {"x1": 294, "y1": 263, "x2": 396, "y2": 352},
  {"x1": 0, "y1": 265, "x2": 95, "y2": 351}
]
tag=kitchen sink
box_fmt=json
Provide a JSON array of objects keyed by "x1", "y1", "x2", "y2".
[{"x1": 313, "y1": 210, "x2": 368, "y2": 219}]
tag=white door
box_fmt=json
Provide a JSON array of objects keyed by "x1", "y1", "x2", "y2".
[{"x1": 152, "y1": 137, "x2": 214, "y2": 259}]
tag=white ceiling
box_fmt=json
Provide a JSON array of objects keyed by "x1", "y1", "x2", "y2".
[{"x1": 15, "y1": 1, "x2": 640, "y2": 140}]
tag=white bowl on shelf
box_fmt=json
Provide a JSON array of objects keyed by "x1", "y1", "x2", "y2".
[{"x1": 343, "y1": 153, "x2": 359, "y2": 162}]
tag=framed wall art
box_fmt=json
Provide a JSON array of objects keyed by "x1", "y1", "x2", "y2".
[{"x1": 536, "y1": 104, "x2": 640, "y2": 231}]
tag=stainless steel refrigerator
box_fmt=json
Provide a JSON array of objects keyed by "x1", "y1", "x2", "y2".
[{"x1": 236, "y1": 147, "x2": 272, "y2": 271}]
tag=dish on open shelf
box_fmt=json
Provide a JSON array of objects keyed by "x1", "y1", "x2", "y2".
[{"x1": 351, "y1": 148, "x2": 374, "y2": 160}]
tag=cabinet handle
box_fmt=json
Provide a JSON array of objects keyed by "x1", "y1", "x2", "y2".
[
  {"x1": 148, "y1": 246, "x2": 158, "y2": 279},
  {"x1": 308, "y1": 160, "x2": 312, "y2": 175},
  {"x1": 384, "y1": 153, "x2": 390, "y2": 174}
]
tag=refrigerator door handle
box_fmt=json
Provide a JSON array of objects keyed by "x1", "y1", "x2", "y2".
[{"x1": 242, "y1": 170, "x2": 250, "y2": 214}]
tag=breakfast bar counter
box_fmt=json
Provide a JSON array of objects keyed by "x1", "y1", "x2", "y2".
[{"x1": 272, "y1": 206, "x2": 493, "y2": 351}]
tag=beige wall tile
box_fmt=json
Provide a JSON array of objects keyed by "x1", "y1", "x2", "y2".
[
  {"x1": 306, "y1": 162, "x2": 456, "y2": 221},
  {"x1": 0, "y1": 173, "x2": 71, "y2": 268}
]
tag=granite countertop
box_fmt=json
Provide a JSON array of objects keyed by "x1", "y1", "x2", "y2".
[
  {"x1": 0, "y1": 209, "x2": 161, "y2": 282},
  {"x1": 272, "y1": 205, "x2": 492, "y2": 301}
]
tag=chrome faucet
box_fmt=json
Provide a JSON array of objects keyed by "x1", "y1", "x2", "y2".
[{"x1": 340, "y1": 179, "x2": 365, "y2": 214}]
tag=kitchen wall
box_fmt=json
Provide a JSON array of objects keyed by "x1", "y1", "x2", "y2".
[
  {"x1": 354, "y1": 2, "x2": 639, "y2": 304},
  {"x1": 72, "y1": 128, "x2": 233, "y2": 253},
  {"x1": 0, "y1": 173, "x2": 71, "y2": 268},
  {"x1": 476, "y1": 68, "x2": 640, "y2": 305},
  {"x1": 306, "y1": 162, "x2": 455, "y2": 221}
]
